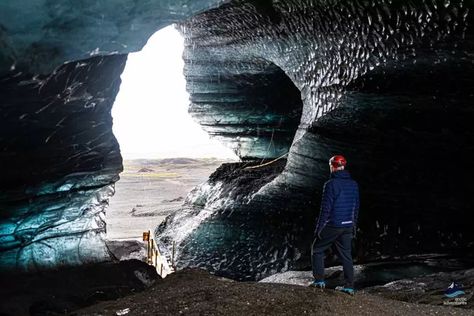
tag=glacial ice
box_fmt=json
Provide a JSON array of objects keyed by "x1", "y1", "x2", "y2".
[
  {"x1": 1, "y1": 0, "x2": 474, "y2": 277},
  {"x1": 0, "y1": 55, "x2": 126, "y2": 271},
  {"x1": 0, "y1": 0, "x2": 227, "y2": 75},
  {"x1": 156, "y1": 0, "x2": 474, "y2": 280}
]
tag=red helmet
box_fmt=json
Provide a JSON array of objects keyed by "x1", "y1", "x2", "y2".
[{"x1": 329, "y1": 155, "x2": 347, "y2": 168}]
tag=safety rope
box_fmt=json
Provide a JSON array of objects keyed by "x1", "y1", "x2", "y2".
[{"x1": 243, "y1": 152, "x2": 289, "y2": 170}]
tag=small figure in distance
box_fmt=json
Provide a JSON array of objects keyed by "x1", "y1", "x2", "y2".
[{"x1": 309, "y1": 155, "x2": 360, "y2": 295}]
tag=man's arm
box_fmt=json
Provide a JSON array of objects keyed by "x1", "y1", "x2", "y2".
[{"x1": 315, "y1": 181, "x2": 334, "y2": 237}]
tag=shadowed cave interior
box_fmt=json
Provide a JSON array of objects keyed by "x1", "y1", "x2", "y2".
[{"x1": 0, "y1": 0, "x2": 473, "y2": 290}]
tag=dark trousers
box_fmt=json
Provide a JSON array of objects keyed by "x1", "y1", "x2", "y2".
[{"x1": 311, "y1": 226, "x2": 354, "y2": 288}]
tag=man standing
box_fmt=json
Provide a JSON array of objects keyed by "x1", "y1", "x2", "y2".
[{"x1": 310, "y1": 155, "x2": 360, "y2": 295}]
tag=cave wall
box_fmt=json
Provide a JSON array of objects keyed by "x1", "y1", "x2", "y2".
[
  {"x1": 185, "y1": 55, "x2": 303, "y2": 159},
  {"x1": 155, "y1": 0, "x2": 474, "y2": 280},
  {"x1": 0, "y1": 55, "x2": 126, "y2": 270},
  {"x1": 0, "y1": 0, "x2": 228, "y2": 75},
  {"x1": 0, "y1": 0, "x2": 473, "y2": 278},
  {"x1": 0, "y1": 0, "x2": 229, "y2": 272},
  {"x1": 312, "y1": 54, "x2": 474, "y2": 258}
]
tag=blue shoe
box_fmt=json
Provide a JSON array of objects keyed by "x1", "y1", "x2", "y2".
[
  {"x1": 444, "y1": 282, "x2": 465, "y2": 298},
  {"x1": 335, "y1": 286, "x2": 355, "y2": 295},
  {"x1": 310, "y1": 280, "x2": 326, "y2": 289}
]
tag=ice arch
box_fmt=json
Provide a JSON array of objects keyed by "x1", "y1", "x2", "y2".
[{"x1": 0, "y1": 1, "x2": 473, "y2": 280}]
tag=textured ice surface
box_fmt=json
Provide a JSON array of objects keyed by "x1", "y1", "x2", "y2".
[
  {"x1": 0, "y1": 0, "x2": 228, "y2": 74},
  {"x1": 186, "y1": 61, "x2": 303, "y2": 159},
  {"x1": 156, "y1": 0, "x2": 474, "y2": 280},
  {"x1": 155, "y1": 160, "x2": 291, "y2": 280},
  {"x1": 0, "y1": 55, "x2": 126, "y2": 271},
  {"x1": 157, "y1": 181, "x2": 228, "y2": 254},
  {"x1": 1, "y1": 0, "x2": 474, "y2": 276},
  {"x1": 0, "y1": 185, "x2": 114, "y2": 271},
  {"x1": 365, "y1": 266, "x2": 474, "y2": 306},
  {"x1": 260, "y1": 266, "x2": 365, "y2": 287},
  {"x1": 260, "y1": 259, "x2": 473, "y2": 289}
]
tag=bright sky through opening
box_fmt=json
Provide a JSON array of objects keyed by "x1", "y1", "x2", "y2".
[{"x1": 112, "y1": 26, "x2": 238, "y2": 160}]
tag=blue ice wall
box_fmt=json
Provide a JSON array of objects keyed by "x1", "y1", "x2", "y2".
[
  {"x1": 0, "y1": 55, "x2": 126, "y2": 271},
  {"x1": 0, "y1": 0, "x2": 227, "y2": 75},
  {"x1": 1, "y1": 0, "x2": 473, "y2": 277},
  {"x1": 185, "y1": 59, "x2": 303, "y2": 159},
  {"x1": 155, "y1": 0, "x2": 474, "y2": 280},
  {"x1": 0, "y1": 0, "x2": 228, "y2": 272}
]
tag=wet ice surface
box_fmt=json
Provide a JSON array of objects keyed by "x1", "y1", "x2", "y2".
[
  {"x1": 260, "y1": 256, "x2": 474, "y2": 289},
  {"x1": 259, "y1": 258, "x2": 474, "y2": 308}
]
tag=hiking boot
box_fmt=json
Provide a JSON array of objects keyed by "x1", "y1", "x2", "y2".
[
  {"x1": 309, "y1": 280, "x2": 326, "y2": 289},
  {"x1": 335, "y1": 286, "x2": 355, "y2": 295}
]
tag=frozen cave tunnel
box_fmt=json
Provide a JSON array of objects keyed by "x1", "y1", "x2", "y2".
[{"x1": 1, "y1": 0, "x2": 474, "y2": 282}]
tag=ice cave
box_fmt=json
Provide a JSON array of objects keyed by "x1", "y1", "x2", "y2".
[{"x1": 1, "y1": 0, "x2": 473, "y2": 289}]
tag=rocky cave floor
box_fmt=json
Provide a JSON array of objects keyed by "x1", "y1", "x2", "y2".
[{"x1": 1, "y1": 259, "x2": 472, "y2": 316}]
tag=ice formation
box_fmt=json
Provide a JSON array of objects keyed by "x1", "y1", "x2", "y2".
[
  {"x1": 158, "y1": 0, "x2": 474, "y2": 280},
  {"x1": 0, "y1": 1, "x2": 473, "y2": 279}
]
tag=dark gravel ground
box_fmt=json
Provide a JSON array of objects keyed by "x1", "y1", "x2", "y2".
[
  {"x1": 75, "y1": 269, "x2": 472, "y2": 316},
  {"x1": 0, "y1": 260, "x2": 159, "y2": 316}
]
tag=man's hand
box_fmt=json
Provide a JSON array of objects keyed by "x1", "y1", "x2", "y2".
[{"x1": 352, "y1": 226, "x2": 357, "y2": 239}]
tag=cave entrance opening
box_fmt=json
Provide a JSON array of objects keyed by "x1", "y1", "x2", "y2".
[{"x1": 107, "y1": 25, "x2": 238, "y2": 240}]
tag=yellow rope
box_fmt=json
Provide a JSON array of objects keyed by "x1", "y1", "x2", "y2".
[{"x1": 243, "y1": 152, "x2": 289, "y2": 170}]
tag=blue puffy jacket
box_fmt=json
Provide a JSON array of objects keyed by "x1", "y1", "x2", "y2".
[{"x1": 315, "y1": 170, "x2": 360, "y2": 236}]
